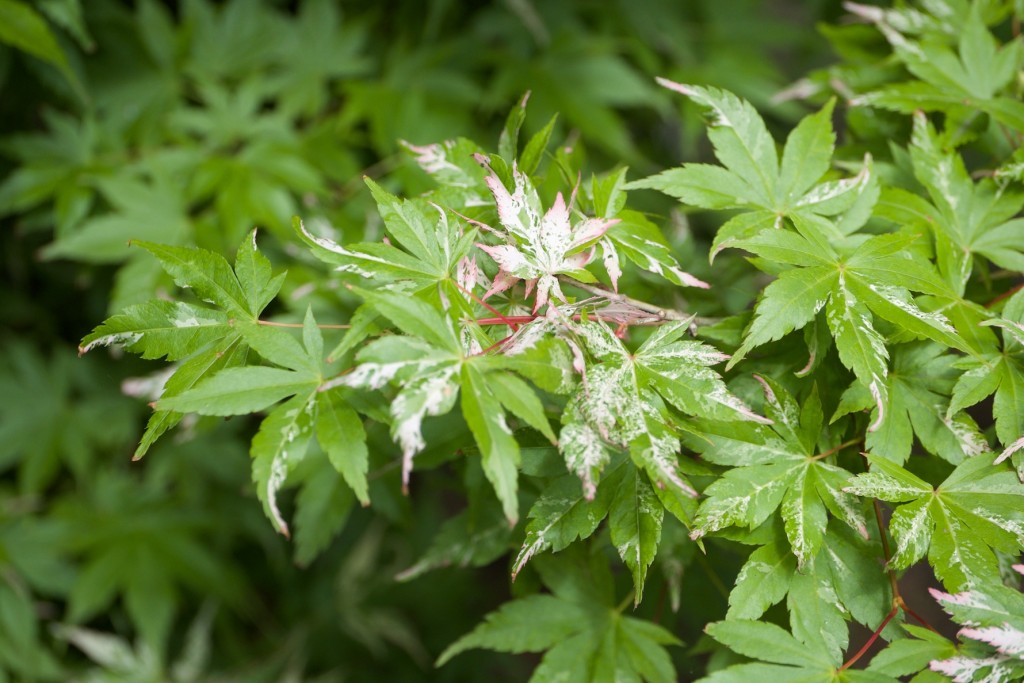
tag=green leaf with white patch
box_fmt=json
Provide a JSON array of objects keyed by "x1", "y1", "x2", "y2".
[
  {"x1": 250, "y1": 391, "x2": 318, "y2": 536},
  {"x1": 609, "y1": 467, "x2": 663, "y2": 604},
  {"x1": 846, "y1": 454, "x2": 1024, "y2": 591}
]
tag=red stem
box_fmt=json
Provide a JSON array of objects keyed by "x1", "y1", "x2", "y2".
[
  {"x1": 453, "y1": 280, "x2": 520, "y2": 331},
  {"x1": 840, "y1": 605, "x2": 898, "y2": 670}
]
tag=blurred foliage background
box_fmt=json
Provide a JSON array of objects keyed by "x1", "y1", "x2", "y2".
[{"x1": 0, "y1": 0, "x2": 847, "y2": 680}]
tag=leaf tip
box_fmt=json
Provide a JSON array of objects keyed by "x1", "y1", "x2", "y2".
[{"x1": 655, "y1": 77, "x2": 693, "y2": 96}]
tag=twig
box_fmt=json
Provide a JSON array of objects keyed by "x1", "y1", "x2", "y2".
[
  {"x1": 839, "y1": 605, "x2": 898, "y2": 670},
  {"x1": 556, "y1": 275, "x2": 720, "y2": 327}
]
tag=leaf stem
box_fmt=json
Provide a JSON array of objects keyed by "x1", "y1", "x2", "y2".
[
  {"x1": 614, "y1": 590, "x2": 636, "y2": 613},
  {"x1": 872, "y1": 499, "x2": 901, "y2": 600},
  {"x1": 871, "y1": 498, "x2": 940, "y2": 634},
  {"x1": 453, "y1": 280, "x2": 520, "y2": 331},
  {"x1": 839, "y1": 604, "x2": 898, "y2": 670},
  {"x1": 984, "y1": 282, "x2": 1024, "y2": 308},
  {"x1": 811, "y1": 437, "x2": 863, "y2": 461}
]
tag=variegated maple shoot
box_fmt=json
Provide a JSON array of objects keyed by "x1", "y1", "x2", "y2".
[{"x1": 470, "y1": 152, "x2": 707, "y2": 314}]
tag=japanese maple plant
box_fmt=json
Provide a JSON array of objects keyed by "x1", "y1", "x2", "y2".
[{"x1": 82, "y1": 4, "x2": 1024, "y2": 681}]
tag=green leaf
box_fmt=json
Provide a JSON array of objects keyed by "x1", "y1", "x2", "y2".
[
  {"x1": 157, "y1": 366, "x2": 318, "y2": 416},
  {"x1": 134, "y1": 242, "x2": 250, "y2": 316},
  {"x1": 846, "y1": 454, "x2": 1024, "y2": 591},
  {"x1": 512, "y1": 468, "x2": 623, "y2": 578},
  {"x1": 489, "y1": 371, "x2": 556, "y2": 443},
  {"x1": 655, "y1": 80, "x2": 777, "y2": 205},
  {"x1": 777, "y1": 99, "x2": 836, "y2": 205},
  {"x1": 729, "y1": 266, "x2": 837, "y2": 367},
  {"x1": 357, "y1": 287, "x2": 461, "y2": 353},
  {"x1": 440, "y1": 552, "x2": 678, "y2": 681},
  {"x1": 840, "y1": 343, "x2": 990, "y2": 465},
  {"x1": 460, "y1": 363, "x2": 520, "y2": 524},
  {"x1": 234, "y1": 229, "x2": 284, "y2": 316},
  {"x1": 292, "y1": 457, "x2": 355, "y2": 566},
  {"x1": 80, "y1": 301, "x2": 231, "y2": 361},
  {"x1": 867, "y1": 629, "x2": 957, "y2": 677},
  {"x1": 609, "y1": 467, "x2": 663, "y2": 604},
  {"x1": 727, "y1": 539, "x2": 796, "y2": 620},
  {"x1": 437, "y1": 595, "x2": 587, "y2": 665},
  {"x1": 690, "y1": 380, "x2": 868, "y2": 566},
  {"x1": 0, "y1": 0, "x2": 84, "y2": 97},
  {"x1": 705, "y1": 620, "x2": 834, "y2": 668},
  {"x1": 314, "y1": 390, "x2": 369, "y2": 506},
  {"x1": 251, "y1": 392, "x2": 318, "y2": 536}
]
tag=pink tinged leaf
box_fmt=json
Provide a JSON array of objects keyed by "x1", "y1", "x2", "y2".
[
  {"x1": 401, "y1": 140, "x2": 456, "y2": 175},
  {"x1": 456, "y1": 256, "x2": 480, "y2": 293},
  {"x1": 655, "y1": 77, "x2": 696, "y2": 97},
  {"x1": 930, "y1": 655, "x2": 1013, "y2": 683},
  {"x1": 929, "y1": 586, "x2": 990, "y2": 611},
  {"x1": 667, "y1": 266, "x2": 711, "y2": 289},
  {"x1": 484, "y1": 173, "x2": 521, "y2": 232},
  {"x1": 995, "y1": 436, "x2": 1024, "y2": 465},
  {"x1": 533, "y1": 275, "x2": 563, "y2": 313},
  {"x1": 565, "y1": 337, "x2": 588, "y2": 377},
  {"x1": 603, "y1": 241, "x2": 622, "y2": 291},
  {"x1": 540, "y1": 192, "x2": 573, "y2": 250},
  {"x1": 1014, "y1": 564, "x2": 1024, "y2": 577},
  {"x1": 477, "y1": 243, "x2": 534, "y2": 278},
  {"x1": 959, "y1": 626, "x2": 1024, "y2": 657},
  {"x1": 523, "y1": 278, "x2": 536, "y2": 300},
  {"x1": 569, "y1": 217, "x2": 619, "y2": 251},
  {"x1": 563, "y1": 247, "x2": 595, "y2": 270},
  {"x1": 482, "y1": 268, "x2": 520, "y2": 300}
]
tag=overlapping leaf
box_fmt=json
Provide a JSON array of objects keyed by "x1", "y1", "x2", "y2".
[
  {"x1": 927, "y1": 564, "x2": 1024, "y2": 682},
  {"x1": 875, "y1": 114, "x2": 1024, "y2": 295},
  {"x1": 845, "y1": 454, "x2": 1024, "y2": 591},
  {"x1": 699, "y1": 618, "x2": 898, "y2": 683},
  {"x1": 688, "y1": 378, "x2": 869, "y2": 568},
  {"x1": 949, "y1": 291, "x2": 1024, "y2": 456},
  {"x1": 850, "y1": 4, "x2": 1024, "y2": 132},
  {"x1": 630, "y1": 81, "x2": 878, "y2": 259},
  {"x1": 80, "y1": 230, "x2": 284, "y2": 458},
  {"x1": 439, "y1": 551, "x2": 679, "y2": 683},
  {"x1": 835, "y1": 342, "x2": 989, "y2": 465},
  {"x1": 327, "y1": 288, "x2": 556, "y2": 524}
]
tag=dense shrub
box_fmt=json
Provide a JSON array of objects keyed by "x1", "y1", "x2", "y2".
[{"x1": 1, "y1": 1, "x2": 1022, "y2": 681}]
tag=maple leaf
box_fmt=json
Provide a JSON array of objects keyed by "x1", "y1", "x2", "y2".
[
  {"x1": 927, "y1": 564, "x2": 1024, "y2": 683},
  {"x1": 728, "y1": 525, "x2": 892, "y2": 664},
  {"x1": 699, "y1": 619, "x2": 899, "y2": 683},
  {"x1": 439, "y1": 550, "x2": 680, "y2": 683},
  {"x1": 873, "y1": 113, "x2": 1024, "y2": 295},
  {"x1": 834, "y1": 342, "x2": 990, "y2": 466},
  {"x1": 560, "y1": 319, "x2": 767, "y2": 501},
  {"x1": 473, "y1": 154, "x2": 620, "y2": 311},
  {"x1": 845, "y1": 453, "x2": 1024, "y2": 591},
  {"x1": 80, "y1": 230, "x2": 284, "y2": 459},
  {"x1": 729, "y1": 228, "x2": 968, "y2": 428},
  {"x1": 949, "y1": 290, "x2": 1024, "y2": 463},
  {"x1": 630, "y1": 80, "x2": 878, "y2": 260},
  {"x1": 326, "y1": 288, "x2": 555, "y2": 525},
  {"x1": 688, "y1": 376, "x2": 869, "y2": 568},
  {"x1": 848, "y1": 4, "x2": 1024, "y2": 133}
]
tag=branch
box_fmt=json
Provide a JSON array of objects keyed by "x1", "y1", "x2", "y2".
[{"x1": 556, "y1": 275, "x2": 720, "y2": 327}]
